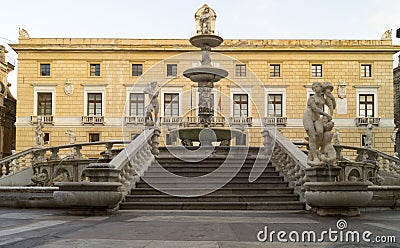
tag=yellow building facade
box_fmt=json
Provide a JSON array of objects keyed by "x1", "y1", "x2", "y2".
[{"x1": 10, "y1": 34, "x2": 399, "y2": 155}]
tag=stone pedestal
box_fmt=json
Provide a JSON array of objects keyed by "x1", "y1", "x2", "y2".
[
  {"x1": 304, "y1": 181, "x2": 373, "y2": 216},
  {"x1": 84, "y1": 163, "x2": 120, "y2": 182},
  {"x1": 304, "y1": 166, "x2": 341, "y2": 182},
  {"x1": 53, "y1": 182, "x2": 122, "y2": 216}
]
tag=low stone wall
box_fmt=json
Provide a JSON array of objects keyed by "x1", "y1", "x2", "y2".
[
  {"x1": 366, "y1": 186, "x2": 400, "y2": 209},
  {"x1": 0, "y1": 186, "x2": 61, "y2": 208}
]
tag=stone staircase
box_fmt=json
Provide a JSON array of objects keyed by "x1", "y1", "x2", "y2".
[{"x1": 120, "y1": 147, "x2": 305, "y2": 211}]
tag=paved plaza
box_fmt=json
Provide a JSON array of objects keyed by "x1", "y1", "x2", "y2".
[{"x1": 0, "y1": 208, "x2": 398, "y2": 247}]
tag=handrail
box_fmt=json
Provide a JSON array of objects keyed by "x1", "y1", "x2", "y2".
[{"x1": 262, "y1": 127, "x2": 310, "y2": 201}]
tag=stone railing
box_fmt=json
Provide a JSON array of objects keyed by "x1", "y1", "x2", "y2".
[
  {"x1": 0, "y1": 141, "x2": 129, "y2": 182},
  {"x1": 293, "y1": 141, "x2": 400, "y2": 184},
  {"x1": 160, "y1": 116, "x2": 182, "y2": 125},
  {"x1": 229, "y1": 116, "x2": 253, "y2": 126},
  {"x1": 181, "y1": 116, "x2": 226, "y2": 127},
  {"x1": 31, "y1": 115, "x2": 54, "y2": 125},
  {"x1": 83, "y1": 127, "x2": 161, "y2": 199},
  {"x1": 262, "y1": 117, "x2": 287, "y2": 126},
  {"x1": 82, "y1": 115, "x2": 105, "y2": 125},
  {"x1": 262, "y1": 128, "x2": 310, "y2": 201},
  {"x1": 125, "y1": 116, "x2": 145, "y2": 125},
  {"x1": 355, "y1": 117, "x2": 380, "y2": 126}
]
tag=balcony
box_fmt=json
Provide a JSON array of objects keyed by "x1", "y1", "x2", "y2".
[
  {"x1": 160, "y1": 116, "x2": 182, "y2": 125},
  {"x1": 125, "y1": 116, "x2": 145, "y2": 125},
  {"x1": 355, "y1": 117, "x2": 380, "y2": 126},
  {"x1": 182, "y1": 116, "x2": 226, "y2": 127},
  {"x1": 82, "y1": 115, "x2": 105, "y2": 125},
  {"x1": 31, "y1": 115, "x2": 54, "y2": 125},
  {"x1": 263, "y1": 116, "x2": 287, "y2": 126},
  {"x1": 228, "y1": 116, "x2": 253, "y2": 126}
]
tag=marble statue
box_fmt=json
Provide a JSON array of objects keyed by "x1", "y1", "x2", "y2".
[
  {"x1": 381, "y1": 29, "x2": 392, "y2": 40},
  {"x1": 364, "y1": 119, "x2": 374, "y2": 148},
  {"x1": 65, "y1": 129, "x2": 77, "y2": 157},
  {"x1": 199, "y1": 7, "x2": 211, "y2": 34},
  {"x1": 18, "y1": 27, "x2": 30, "y2": 39},
  {"x1": 333, "y1": 128, "x2": 340, "y2": 145},
  {"x1": 35, "y1": 117, "x2": 44, "y2": 147},
  {"x1": 303, "y1": 82, "x2": 336, "y2": 166},
  {"x1": 144, "y1": 81, "x2": 159, "y2": 126}
]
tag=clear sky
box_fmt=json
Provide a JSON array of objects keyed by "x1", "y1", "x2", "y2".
[{"x1": 1, "y1": 0, "x2": 400, "y2": 97}]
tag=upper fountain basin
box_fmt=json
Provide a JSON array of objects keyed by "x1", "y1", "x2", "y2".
[
  {"x1": 183, "y1": 66, "x2": 228, "y2": 83},
  {"x1": 189, "y1": 34, "x2": 223, "y2": 48}
]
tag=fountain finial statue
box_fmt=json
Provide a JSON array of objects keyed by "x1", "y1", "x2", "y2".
[
  {"x1": 303, "y1": 82, "x2": 337, "y2": 166},
  {"x1": 144, "y1": 81, "x2": 159, "y2": 126}
]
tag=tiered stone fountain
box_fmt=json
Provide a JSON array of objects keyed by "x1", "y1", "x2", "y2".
[{"x1": 171, "y1": 4, "x2": 242, "y2": 146}]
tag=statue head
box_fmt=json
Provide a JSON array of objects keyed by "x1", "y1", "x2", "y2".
[
  {"x1": 311, "y1": 82, "x2": 323, "y2": 93},
  {"x1": 150, "y1": 81, "x2": 157, "y2": 88},
  {"x1": 323, "y1": 82, "x2": 334, "y2": 93}
]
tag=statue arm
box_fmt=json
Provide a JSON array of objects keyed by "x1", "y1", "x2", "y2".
[{"x1": 308, "y1": 97, "x2": 332, "y2": 120}]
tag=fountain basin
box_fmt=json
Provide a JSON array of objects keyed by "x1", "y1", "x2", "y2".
[
  {"x1": 183, "y1": 67, "x2": 228, "y2": 83},
  {"x1": 170, "y1": 127, "x2": 243, "y2": 146},
  {"x1": 189, "y1": 34, "x2": 223, "y2": 48}
]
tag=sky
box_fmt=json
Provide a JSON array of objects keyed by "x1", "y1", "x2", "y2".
[{"x1": 1, "y1": 0, "x2": 400, "y2": 97}]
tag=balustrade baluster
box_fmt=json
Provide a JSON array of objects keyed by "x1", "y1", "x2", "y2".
[
  {"x1": 21, "y1": 156, "x2": 26, "y2": 168},
  {"x1": 2, "y1": 162, "x2": 7, "y2": 177}
]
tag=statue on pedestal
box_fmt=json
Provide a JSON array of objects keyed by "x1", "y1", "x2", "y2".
[
  {"x1": 144, "y1": 81, "x2": 159, "y2": 126},
  {"x1": 303, "y1": 82, "x2": 337, "y2": 166},
  {"x1": 35, "y1": 117, "x2": 44, "y2": 147}
]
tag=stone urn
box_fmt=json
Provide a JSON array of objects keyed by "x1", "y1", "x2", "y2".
[{"x1": 304, "y1": 181, "x2": 373, "y2": 216}]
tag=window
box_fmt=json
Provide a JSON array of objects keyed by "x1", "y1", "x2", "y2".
[
  {"x1": 359, "y1": 94, "x2": 374, "y2": 117},
  {"x1": 132, "y1": 64, "x2": 143, "y2": 76},
  {"x1": 167, "y1": 64, "x2": 177, "y2": 77},
  {"x1": 89, "y1": 133, "x2": 100, "y2": 142},
  {"x1": 267, "y1": 94, "x2": 283, "y2": 117},
  {"x1": 361, "y1": 134, "x2": 367, "y2": 147},
  {"x1": 164, "y1": 93, "x2": 179, "y2": 116},
  {"x1": 361, "y1": 64, "x2": 372, "y2": 77},
  {"x1": 40, "y1": 64, "x2": 50, "y2": 76},
  {"x1": 235, "y1": 64, "x2": 246, "y2": 77},
  {"x1": 90, "y1": 64, "x2": 101, "y2": 76},
  {"x1": 270, "y1": 64, "x2": 280, "y2": 77},
  {"x1": 233, "y1": 94, "x2": 248, "y2": 117},
  {"x1": 44, "y1": 133, "x2": 50, "y2": 145},
  {"x1": 87, "y1": 93, "x2": 102, "y2": 116},
  {"x1": 37, "y1": 93, "x2": 52, "y2": 115},
  {"x1": 129, "y1": 93, "x2": 145, "y2": 116},
  {"x1": 311, "y1": 64, "x2": 323, "y2": 77}
]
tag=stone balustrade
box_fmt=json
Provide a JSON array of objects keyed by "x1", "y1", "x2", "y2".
[{"x1": 262, "y1": 128, "x2": 310, "y2": 201}]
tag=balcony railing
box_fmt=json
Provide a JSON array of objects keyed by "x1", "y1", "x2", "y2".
[
  {"x1": 160, "y1": 116, "x2": 182, "y2": 125},
  {"x1": 182, "y1": 116, "x2": 226, "y2": 127},
  {"x1": 125, "y1": 116, "x2": 145, "y2": 125},
  {"x1": 229, "y1": 116, "x2": 253, "y2": 126},
  {"x1": 31, "y1": 115, "x2": 54, "y2": 125},
  {"x1": 263, "y1": 116, "x2": 287, "y2": 126},
  {"x1": 355, "y1": 117, "x2": 381, "y2": 126},
  {"x1": 82, "y1": 116, "x2": 105, "y2": 125}
]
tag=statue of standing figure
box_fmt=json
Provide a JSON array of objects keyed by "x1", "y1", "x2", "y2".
[
  {"x1": 144, "y1": 81, "x2": 159, "y2": 126},
  {"x1": 35, "y1": 117, "x2": 44, "y2": 147},
  {"x1": 199, "y1": 7, "x2": 211, "y2": 34},
  {"x1": 303, "y1": 82, "x2": 337, "y2": 166},
  {"x1": 364, "y1": 119, "x2": 374, "y2": 148}
]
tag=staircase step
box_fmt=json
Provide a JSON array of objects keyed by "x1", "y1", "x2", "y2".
[
  {"x1": 125, "y1": 194, "x2": 299, "y2": 202},
  {"x1": 130, "y1": 187, "x2": 294, "y2": 195},
  {"x1": 146, "y1": 167, "x2": 276, "y2": 173},
  {"x1": 139, "y1": 176, "x2": 284, "y2": 183},
  {"x1": 142, "y1": 171, "x2": 280, "y2": 177},
  {"x1": 119, "y1": 201, "x2": 305, "y2": 211},
  {"x1": 135, "y1": 182, "x2": 288, "y2": 189}
]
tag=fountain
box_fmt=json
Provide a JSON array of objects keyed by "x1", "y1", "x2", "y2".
[{"x1": 170, "y1": 4, "x2": 243, "y2": 146}]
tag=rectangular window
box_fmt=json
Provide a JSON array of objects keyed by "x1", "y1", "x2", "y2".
[
  {"x1": 311, "y1": 64, "x2": 323, "y2": 77},
  {"x1": 235, "y1": 64, "x2": 246, "y2": 77},
  {"x1": 90, "y1": 64, "x2": 101, "y2": 76},
  {"x1": 44, "y1": 133, "x2": 50, "y2": 145},
  {"x1": 164, "y1": 93, "x2": 179, "y2": 116},
  {"x1": 87, "y1": 93, "x2": 102, "y2": 116},
  {"x1": 359, "y1": 94, "x2": 374, "y2": 117},
  {"x1": 233, "y1": 94, "x2": 248, "y2": 117},
  {"x1": 40, "y1": 63, "x2": 51, "y2": 76},
  {"x1": 129, "y1": 93, "x2": 145, "y2": 116},
  {"x1": 267, "y1": 94, "x2": 283, "y2": 117},
  {"x1": 37, "y1": 93, "x2": 52, "y2": 115},
  {"x1": 167, "y1": 64, "x2": 177, "y2": 77},
  {"x1": 132, "y1": 64, "x2": 143, "y2": 76},
  {"x1": 89, "y1": 133, "x2": 100, "y2": 142},
  {"x1": 269, "y1": 64, "x2": 281, "y2": 77},
  {"x1": 361, "y1": 64, "x2": 372, "y2": 77}
]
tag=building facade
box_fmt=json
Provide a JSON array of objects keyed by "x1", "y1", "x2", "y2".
[
  {"x1": 10, "y1": 33, "x2": 399, "y2": 155},
  {"x1": 0, "y1": 45, "x2": 16, "y2": 158},
  {"x1": 394, "y1": 62, "x2": 400, "y2": 154}
]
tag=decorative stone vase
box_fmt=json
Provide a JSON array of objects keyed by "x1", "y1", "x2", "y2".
[{"x1": 304, "y1": 181, "x2": 373, "y2": 216}]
